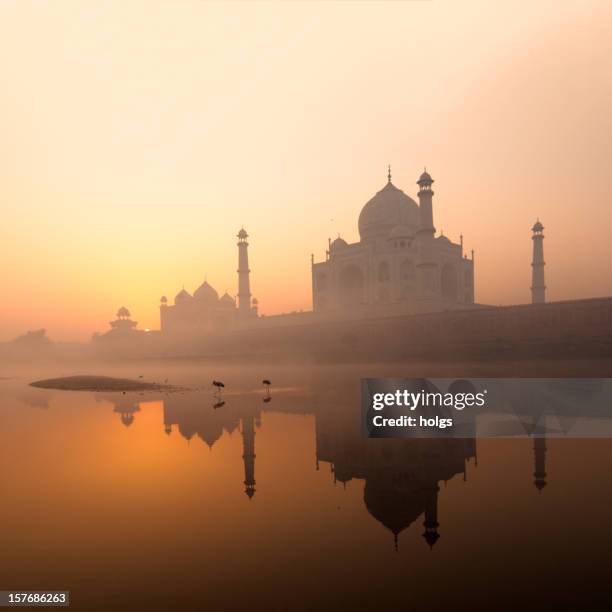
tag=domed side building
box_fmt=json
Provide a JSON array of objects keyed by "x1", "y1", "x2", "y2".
[
  {"x1": 159, "y1": 229, "x2": 259, "y2": 335},
  {"x1": 160, "y1": 280, "x2": 243, "y2": 334},
  {"x1": 311, "y1": 168, "x2": 475, "y2": 313}
]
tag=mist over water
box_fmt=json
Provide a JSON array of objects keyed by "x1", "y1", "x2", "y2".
[{"x1": 2, "y1": 359, "x2": 612, "y2": 611}]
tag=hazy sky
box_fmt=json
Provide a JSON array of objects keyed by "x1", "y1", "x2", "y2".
[{"x1": 1, "y1": 0, "x2": 611, "y2": 341}]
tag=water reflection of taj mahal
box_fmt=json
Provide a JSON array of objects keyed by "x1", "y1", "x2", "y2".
[{"x1": 107, "y1": 390, "x2": 547, "y2": 550}]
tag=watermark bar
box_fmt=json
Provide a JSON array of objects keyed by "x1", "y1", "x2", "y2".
[
  {"x1": 362, "y1": 378, "x2": 612, "y2": 439},
  {"x1": 0, "y1": 592, "x2": 69, "y2": 607}
]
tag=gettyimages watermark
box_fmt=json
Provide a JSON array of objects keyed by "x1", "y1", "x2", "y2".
[{"x1": 362, "y1": 378, "x2": 612, "y2": 438}]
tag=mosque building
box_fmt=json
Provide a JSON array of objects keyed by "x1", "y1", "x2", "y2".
[
  {"x1": 311, "y1": 168, "x2": 475, "y2": 313},
  {"x1": 159, "y1": 228, "x2": 259, "y2": 335}
]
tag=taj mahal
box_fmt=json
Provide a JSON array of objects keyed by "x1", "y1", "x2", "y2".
[
  {"x1": 154, "y1": 167, "x2": 481, "y2": 338},
  {"x1": 311, "y1": 167, "x2": 475, "y2": 313},
  {"x1": 96, "y1": 163, "x2": 567, "y2": 356}
]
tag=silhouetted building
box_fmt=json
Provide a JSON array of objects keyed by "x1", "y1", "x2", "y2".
[
  {"x1": 311, "y1": 168, "x2": 475, "y2": 313},
  {"x1": 107, "y1": 307, "x2": 139, "y2": 334},
  {"x1": 94, "y1": 307, "x2": 151, "y2": 341},
  {"x1": 159, "y1": 228, "x2": 258, "y2": 335}
]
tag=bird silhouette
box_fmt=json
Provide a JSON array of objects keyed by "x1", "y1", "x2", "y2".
[
  {"x1": 212, "y1": 380, "x2": 225, "y2": 394},
  {"x1": 262, "y1": 379, "x2": 271, "y2": 393},
  {"x1": 213, "y1": 400, "x2": 226, "y2": 410}
]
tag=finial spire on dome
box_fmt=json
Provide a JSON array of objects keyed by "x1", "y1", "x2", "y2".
[{"x1": 387, "y1": 164, "x2": 392, "y2": 183}]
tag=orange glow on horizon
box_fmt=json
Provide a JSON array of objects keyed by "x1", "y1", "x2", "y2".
[{"x1": 1, "y1": 1, "x2": 611, "y2": 341}]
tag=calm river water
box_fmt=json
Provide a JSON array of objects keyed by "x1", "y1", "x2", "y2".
[{"x1": 1, "y1": 361, "x2": 611, "y2": 611}]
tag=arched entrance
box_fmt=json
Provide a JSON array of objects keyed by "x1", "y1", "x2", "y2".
[
  {"x1": 441, "y1": 264, "x2": 458, "y2": 300},
  {"x1": 338, "y1": 265, "x2": 364, "y2": 307}
]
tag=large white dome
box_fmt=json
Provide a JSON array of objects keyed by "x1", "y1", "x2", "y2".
[{"x1": 358, "y1": 181, "x2": 420, "y2": 241}]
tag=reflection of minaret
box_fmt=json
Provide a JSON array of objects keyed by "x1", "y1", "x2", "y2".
[
  {"x1": 237, "y1": 228, "x2": 251, "y2": 315},
  {"x1": 533, "y1": 436, "x2": 547, "y2": 491},
  {"x1": 531, "y1": 220, "x2": 546, "y2": 304},
  {"x1": 242, "y1": 414, "x2": 256, "y2": 498},
  {"x1": 422, "y1": 483, "x2": 440, "y2": 548}
]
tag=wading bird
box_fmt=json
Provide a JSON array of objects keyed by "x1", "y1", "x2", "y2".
[
  {"x1": 212, "y1": 380, "x2": 225, "y2": 394},
  {"x1": 262, "y1": 379, "x2": 271, "y2": 393}
]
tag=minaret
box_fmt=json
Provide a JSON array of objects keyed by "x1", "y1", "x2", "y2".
[
  {"x1": 417, "y1": 169, "x2": 435, "y2": 233},
  {"x1": 237, "y1": 228, "x2": 251, "y2": 315},
  {"x1": 416, "y1": 169, "x2": 438, "y2": 296},
  {"x1": 159, "y1": 295, "x2": 168, "y2": 332},
  {"x1": 531, "y1": 220, "x2": 546, "y2": 304},
  {"x1": 241, "y1": 414, "x2": 256, "y2": 499}
]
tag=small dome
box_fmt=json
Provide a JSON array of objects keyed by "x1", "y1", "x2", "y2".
[
  {"x1": 251, "y1": 297, "x2": 259, "y2": 305},
  {"x1": 330, "y1": 237, "x2": 348, "y2": 252},
  {"x1": 358, "y1": 181, "x2": 420, "y2": 241},
  {"x1": 532, "y1": 220, "x2": 544, "y2": 232},
  {"x1": 174, "y1": 288, "x2": 192, "y2": 304},
  {"x1": 160, "y1": 296, "x2": 168, "y2": 304},
  {"x1": 194, "y1": 280, "x2": 219, "y2": 303},
  {"x1": 437, "y1": 234, "x2": 452, "y2": 246},
  {"x1": 117, "y1": 306, "x2": 130, "y2": 318},
  {"x1": 219, "y1": 292, "x2": 235, "y2": 307},
  {"x1": 388, "y1": 225, "x2": 413, "y2": 239},
  {"x1": 237, "y1": 228, "x2": 248, "y2": 240},
  {"x1": 417, "y1": 169, "x2": 433, "y2": 185}
]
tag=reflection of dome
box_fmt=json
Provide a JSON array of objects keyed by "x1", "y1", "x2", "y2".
[
  {"x1": 388, "y1": 225, "x2": 413, "y2": 240},
  {"x1": 174, "y1": 289, "x2": 192, "y2": 305},
  {"x1": 194, "y1": 281, "x2": 219, "y2": 303},
  {"x1": 330, "y1": 237, "x2": 348, "y2": 252},
  {"x1": 364, "y1": 480, "x2": 424, "y2": 539},
  {"x1": 198, "y1": 425, "x2": 223, "y2": 448},
  {"x1": 358, "y1": 181, "x2": 420, "y2": 241},
  {"x1": 220, "y1": 292, "x2": 235, "y2": 307}
]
